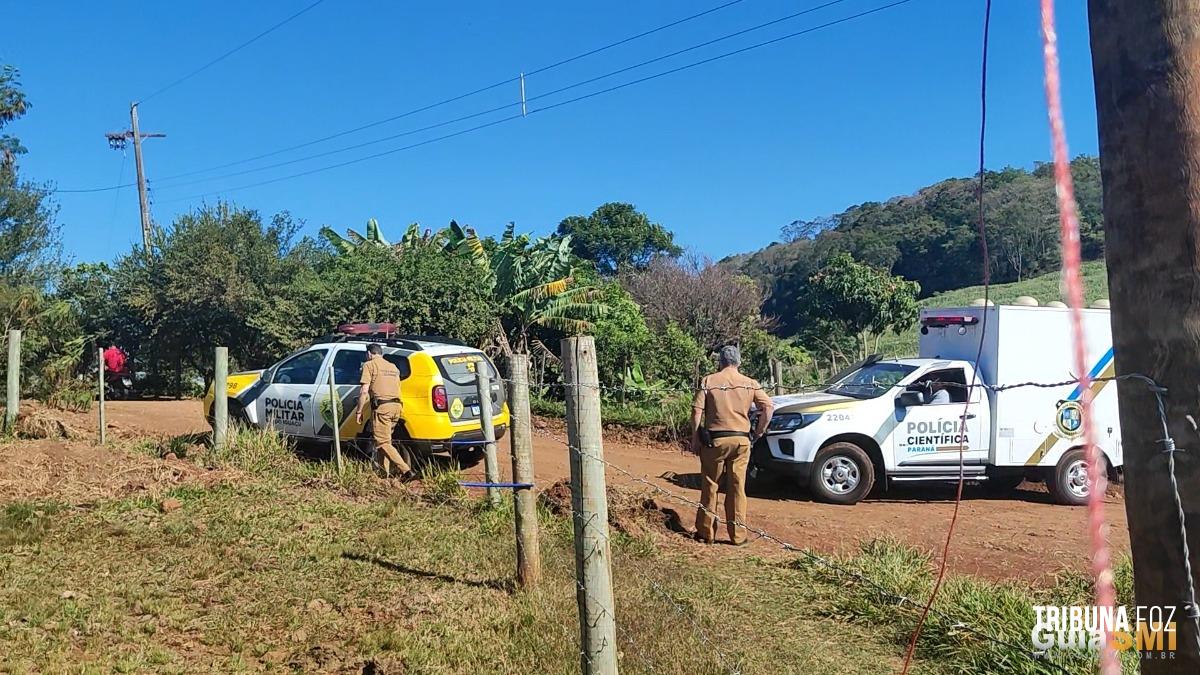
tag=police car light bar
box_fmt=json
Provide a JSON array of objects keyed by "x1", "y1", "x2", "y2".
[
  {"x1": 921, "y1": 315, "x2": 979, "y2": 328},
  {"x1": 337, "y1": 322, "x2": 397, "y2": 336}
]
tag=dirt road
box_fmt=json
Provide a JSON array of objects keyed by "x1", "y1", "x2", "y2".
[{"x1": 94, "y1": 400, "x2": 1129, "y2": 581}]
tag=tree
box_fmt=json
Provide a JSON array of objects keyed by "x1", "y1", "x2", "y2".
[
  {"x1": 739, "y1": 326, "x2": 811, "y2": 385},
  {"x1": 0, "y1": 65, "x2": 59, "y2": 289},
  {"x1": 591, "y1": 283, "x2": 651, "y2": 390},
  {"x1": 780, "y1": 214, "x2": 839, "y2": 243},
  {"x1": 557, "y1": 202, "x2": 681, "y2": 276},
  {"x1": 316, "y1": 218, "x2": 610, "y2": 355},
  {"x1": 300, "y1": 244, "x2": 494, "y2": 346},
  {"x1": 113, "y1": 204, "x2": 311, "y2": 384},
  {"x1": 1089, "y1": 2, "x2": 1200, "y2": 669},
  {"x1": 805, "y1": 253, "x2": 919, "y2": 359},
  {"x1": 621, "y1": 255, "x2": 767, "y2": 352},
  {"x1": 988, "y1": 174, "x2": 1057, "y2": 281},
  {"x1": 0, "y1": 64, "x2": 80, "y2": 404},
  {"x1": 0, "y1": 65, "x2": 29, "y2": 165},
  {"x1": 57, "y1": 263, "x2": 121, "y2": 346},
  {"x1": 732, "y1": 159, "x2": 1107, "y2": 329}
]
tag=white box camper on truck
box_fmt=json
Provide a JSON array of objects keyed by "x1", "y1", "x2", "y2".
[{"x1": 749, "y1": 302, "x2": 1121, "y2": 505}]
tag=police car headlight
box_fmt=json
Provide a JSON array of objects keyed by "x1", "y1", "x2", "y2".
[{"x1": 768, "y1": 412, "x2": 822, "y2": 432}]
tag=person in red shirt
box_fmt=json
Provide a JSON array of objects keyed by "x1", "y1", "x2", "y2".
[{"x1": 102, "y1": 345, "x2": 127, "y2": 374}]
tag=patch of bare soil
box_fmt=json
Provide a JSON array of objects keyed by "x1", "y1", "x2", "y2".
[
  {"x1": 0, "y1": 437, "x2": 223, "y2": 505},
  {"x1": 539, "y1": 479, "x2": 689, "y2": 540},
  {"x1": 0, "y1": 401, "x2": 224, "y2": 505},
  {"x1": 21, "y1": 399, "x2": 1130, "y2": 584}
]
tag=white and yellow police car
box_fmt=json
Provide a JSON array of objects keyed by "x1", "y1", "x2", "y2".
[{"x1": 203, "y1": 324, "x2": 509, "y2": 466}]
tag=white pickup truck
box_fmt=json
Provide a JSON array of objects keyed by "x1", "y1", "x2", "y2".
[{"x1": 749, "y1": 302, "x2": 1121, "y2": 505}]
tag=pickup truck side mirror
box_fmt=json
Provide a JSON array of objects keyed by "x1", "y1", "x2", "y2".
[{"x1": 896, "y1": 390, "x2": 923, "y2": 408}]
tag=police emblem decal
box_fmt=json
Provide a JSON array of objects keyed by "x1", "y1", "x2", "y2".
[{"x1": 1055, "y1": 400, "x2": 1083, "y2": 438}]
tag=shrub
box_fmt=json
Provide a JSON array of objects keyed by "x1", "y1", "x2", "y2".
[{"x1": 43, "y1": 381, "x2": 93, "y2": 412}]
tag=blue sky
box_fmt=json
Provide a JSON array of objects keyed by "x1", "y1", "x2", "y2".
[{"x1": 4, "y1": 0, "x2": 1098, "y2": 264}]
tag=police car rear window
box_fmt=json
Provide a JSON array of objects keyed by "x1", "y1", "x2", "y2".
[{"x1": 435, "y1": 354, "x2": 495, "y2": 385}]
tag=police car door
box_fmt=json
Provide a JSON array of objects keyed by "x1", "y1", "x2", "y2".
[
  {"x1": 890, "y1": 367, "x2": 988, "y2": 469},
  {"x1": 257, "y1": 347, "x2": 330, "y2": 439},
  {"x1": 314, "y1": 345, "x2": 369, "y2": 440}
]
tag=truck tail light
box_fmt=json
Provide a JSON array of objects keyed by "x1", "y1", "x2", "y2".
[
  {"x1": 432, "y1": 385, "x2": 448, "y2": 412},
  {"x1": 921, "y1": 315, "x2": 979, "y2": 329}
]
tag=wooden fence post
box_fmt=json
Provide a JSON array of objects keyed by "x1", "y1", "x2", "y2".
[
  {"x1": 772, "y1": 359, "x2": 784, "y2": 396},
  {"x1": 476, "y1": 368, "x2": 501, "y2": 507},
  {"x1": 213, "y1": 347, "x2": 228, "y2": 451},
  {"x1": 5, "y1": 330, "x2": 19, "y2": 432},
  {"x1": 562, "y1": 336, "x2": 618, "y2": 675},
  {"x1": 508, "y1": 354, "x2": 541, "y2": 588},
  {"x1": 97, "y1": 347, "x2": 106, "y2": 445},
  {"x1": 328, "y1": 367, "x2": 343, "y2": 475}
]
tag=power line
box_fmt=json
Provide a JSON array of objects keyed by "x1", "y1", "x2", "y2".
[
  {"x1": 149, "y1": 0, "x2": 849, "y2": 192},
  {"x1": 158, "y1": 0, "x2": 918, "y2": 203},
  {"x1": 152, "y1": 101, "x2": 522, "y2": 189},
  {"x1": 153, "y1": 77, "x2": 523, "y2": 184},
  {"x1": 524, "y1": 0, "x2": 751, "y2": 77},
  {"x1": 73, "y1": 0, "x2": 757, "y2": 192},
  {"x1": 137, "y1": 0, "x2": 328, "y2": 105},
  {"x1": 158, "y1": 113, "x2": 526, "y2": 203},
  {"x1": 528, "y1": 0, "x2": 851, "y2": 105}
]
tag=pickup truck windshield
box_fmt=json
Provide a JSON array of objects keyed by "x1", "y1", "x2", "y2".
[{"x1": 827, "y1": 362, "x2": 917, "y2": 399}]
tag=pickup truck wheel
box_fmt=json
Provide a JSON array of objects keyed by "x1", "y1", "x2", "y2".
[
  {"x1": 1048, "y1": 448, "x2": 1105, "y2": 506},
  {"x1": 809, "y1": 443, "x2": 874, "y2": 505}
]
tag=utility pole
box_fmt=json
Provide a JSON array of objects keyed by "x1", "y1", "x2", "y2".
[
  {"x1": 106, "y1": 103, "x2": 164, "y2": 252},
  {"x1": 1089, "y1": 2, "x2": 1200, "y2": 670}
]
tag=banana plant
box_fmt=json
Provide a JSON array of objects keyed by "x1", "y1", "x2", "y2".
[
  {"x1": 321, "y1": 217, "x2": 610, "y2": 354},
  {"x1": 321, "y1": 219, "x2": 446, "y2": 254},
  {"x1": 622, "y1": 361, "x2": 667, "y2": 397},
  {"x1": 449, "y1": 222, "x2": 608, "y2": 354}
]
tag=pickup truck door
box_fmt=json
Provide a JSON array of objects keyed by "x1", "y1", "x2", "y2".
[
  {"x1": 890, "y1": 366, "x2": 989, "y2": 469},
  {"x1": 256, "y1": 347, "x2": 330, "y2": 439}
]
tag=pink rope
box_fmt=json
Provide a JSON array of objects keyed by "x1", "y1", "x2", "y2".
[{"x1": 1039, "y1": 2, "x2": 1118, "y2": 673}]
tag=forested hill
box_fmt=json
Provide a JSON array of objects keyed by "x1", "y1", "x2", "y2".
[{"x1": 726, "y1": 156, "x2": 1104, "y2": 335}]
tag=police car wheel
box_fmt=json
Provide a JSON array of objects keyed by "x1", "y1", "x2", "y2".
[
  {"x1": 1049, "y1": 448, "x2": 1105, "y2": 506},
  {"x1": 809, "y1": 443, "x2": 874, "y2": 505},
  {"x1": 450, "y1": 446, "x2": 484, "y2": 469},
  {"x1": 229, "y1": 401, "x2": 249, "y2": 425}
]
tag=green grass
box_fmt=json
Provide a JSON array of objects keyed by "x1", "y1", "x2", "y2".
[
  {"x1": 0, "y1": 501, "x2": 64, "y2": 549},
  {"x1": 790, "y1": 538, "x2": 1140, "y2": 674},
  {"x1": 879, "y1": 261, "x2": 1110, "y2": 357},
  {"x1": 0, "y1": 425, "x2": 1134, "y2": 673},
  {"x1": 0, "y1": 476, "x2": 913, "y2": 673}
]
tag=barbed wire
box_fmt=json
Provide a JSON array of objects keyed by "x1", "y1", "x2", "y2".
[
  {"x1": 533, "y1": 427, "x2": 1074, "y2": 674},
  {"x1": 644, "y1": 579, "x2": 742, "y2": 674},
  {"x1": 331, "y1": 365, "x2": 1197, "y2": 665}
]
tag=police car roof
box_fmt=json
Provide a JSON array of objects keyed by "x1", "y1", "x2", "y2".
[{"x1": 312, "y1": 334, "x2": 479, "y2": 355}]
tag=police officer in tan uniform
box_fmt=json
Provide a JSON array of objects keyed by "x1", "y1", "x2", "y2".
[
  {"x1": 690, "y1": 345, "x2": 773, "y2": 545},
  {"x1": 355, "y1": 344, "x2": 413, "y2": 480}
]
